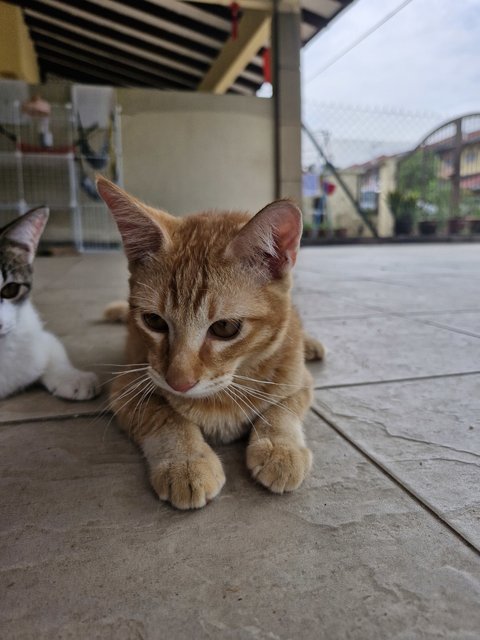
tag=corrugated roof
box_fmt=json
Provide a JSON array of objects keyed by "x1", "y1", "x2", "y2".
[{"x1": 6, "y1": 0, "x2": 354, "y2": 93}]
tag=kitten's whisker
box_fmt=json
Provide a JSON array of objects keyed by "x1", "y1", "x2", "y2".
[
  {"x1": 111, "y1": 374, "x2": 151, "y2": 408},
  {"x1": 227, "y1": 386, "x2": 270, "y2": 430},
  {"x1": 84, "y1": 396, "x2": 116, "y2": 434},
  {"x1": 233, "y1": 374, "x2": 308, "y2": 389},
  {"x1": 220, "y1": 388, "x2": 258, "y2": 435},
  {"x1": 231, "y1": 381, "x2": 287, "y2": 400},
  {"x1": 110, "y1": 376, "x2": 152, "y2": 426},
  {"x1": 100, "y1": 366, "x2": 150, "y2": 388},
  {"x1": 85, "y1": 372, "x2": 149, "y2": 442},
  {"x1": 232, "y1": 383, "x2": 289, "y2": 404},
  {"x1": 95, "y1": 362, "x2": 149, "y2": 368},
  {"x1": 132, "y1": 380, "x2": 156, "y2": 425},
  {"x1": 131, "y1": 382, "x2": 150, "y2": 423},
  {"x1": 99, "y1": 377, "x2": 150, "y2": 441},
  {"x1": 139, "y1": 382, "x2": 156, "y2": 425},
  {"x1": 255, "y1": 397, "x2": 298, "y2": 421},
  {"x1": 234, "y1": 385, "x2": 299, "y2": 421},
  {"x1": 112, "y1": 373, "x2": 149, "y2": 400}
]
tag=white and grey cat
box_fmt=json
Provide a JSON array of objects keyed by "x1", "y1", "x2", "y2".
[{"x1": 0, "y1": 207, "x2": 99, "y2": 400}]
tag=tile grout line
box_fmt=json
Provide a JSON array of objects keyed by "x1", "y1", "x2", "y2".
[
  {"x1": 310, "y1": 403, "x2": 480, "y2": 556},
  {"x1": 413, "y1": 319, "x2": 480, "y2": 340},
  {"x1": 314, "y1": 370, "x2": 480, "y2": 391},
  {"x1": 3, "y1": 368, "x2": 480, "y2": 425},
  {"x1": 0, "y1": 410, "x2": 107, "y2": 428},
  {"x1": 302, "y1": 308, "x2": 480, "y2": 339}
]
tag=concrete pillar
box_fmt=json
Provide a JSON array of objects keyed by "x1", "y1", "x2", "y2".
[
  {"x1": 378, "y1": 158, "x2": 396, "y2": 237},
  {"x1": 272, "y1": 1, "x2": 302, "y2": 202}
]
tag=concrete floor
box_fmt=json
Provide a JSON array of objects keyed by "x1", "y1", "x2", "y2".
[{"x1": 1, "y1": 244, "x2": 479, "y2": 639}]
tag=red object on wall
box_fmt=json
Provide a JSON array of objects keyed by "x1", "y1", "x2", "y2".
[
  {"x1": 231, "y1": 2, "x2": 240, "y2": 40},
  {"x1": 323, "y1": 181, "x2": 336, "y2": 196},
  {"x1": 262, "y1": 48, "x2": 271, "y2": 83}
]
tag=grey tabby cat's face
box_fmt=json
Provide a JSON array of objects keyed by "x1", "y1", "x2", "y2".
[
  {"x1": 0, "y1": 242, "x2": 32, "y2": 335},
  {"x1": 0, "y1": 208, "x2": 49, "y2": 336}
]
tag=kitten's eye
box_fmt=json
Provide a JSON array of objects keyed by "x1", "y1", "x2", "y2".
[
  {"x1": 142, "y1": 313, "x2": 168, "y2": 333},
  {"x1": 1, "y1": 283, "x2": 21, "y2": 299},
  {"x1": 209, "y1": 319, "x2": 242, "y2": 340}
]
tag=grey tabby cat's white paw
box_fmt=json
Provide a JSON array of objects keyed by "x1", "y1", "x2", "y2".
[{"x1": 46, "y1": 369, "x2": 100, "y2": 401}]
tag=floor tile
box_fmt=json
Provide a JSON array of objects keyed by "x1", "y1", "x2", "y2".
[
  {"x1": 0, "y1": 388, "x2": 105, "y2": 425},
  {"x1": 296, "y1": 244, "x2": 480, "y2": 280},
  {"x1": 314, "y1": 374, "x2": 480, "y2": 549},
  {"x1": 33, "y1": 256, "x2": 83, "y2": 292},
  {"x1": 41, "y1": 253, "x2": 129, "y2": 291},
  {"x1": 1, "y1": 412, "x2": 479, "y2": 638},
  {"x1": 304, "y1": 314, "x2": 480, "y2": 387},
  {"x1": 297, "y1": 272, "x2": 480, "y2": 315},
  {"x1": 293, "y1": 286, "x2": 378, "y2": 319}
]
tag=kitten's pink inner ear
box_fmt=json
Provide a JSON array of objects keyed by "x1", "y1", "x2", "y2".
[
  {"x1": 226, "y1": 200, "x2": 303, "y2": 278},
  {"x1": 96, "y1": 177, "x2": 169, "y2": 263},
  {"x1": 5, "y1": 207, "x2": 49, "y2": 263}
]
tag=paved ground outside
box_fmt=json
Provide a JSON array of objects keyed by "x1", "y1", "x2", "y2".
[{"x1": 1, "y1": 244, "x2": 479, "y2": 639}]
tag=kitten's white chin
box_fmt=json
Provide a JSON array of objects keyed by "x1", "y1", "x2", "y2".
[{"x1": 148, "y1": 367, "x2": 230, "y2": 399}]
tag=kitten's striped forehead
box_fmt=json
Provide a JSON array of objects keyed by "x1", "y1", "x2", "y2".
[
  {"x1": 132, "y1": 212, "x2": 258, "y2": 324},
  {"x1": 0, "y1": 240, "x2": 33, "y2": 286},
  {"x1": 168, "y1": 253, "x2": 210, "y2": 314},
  {"x1": 164, "y1": 212, "x2": 250, "y2": 315}
]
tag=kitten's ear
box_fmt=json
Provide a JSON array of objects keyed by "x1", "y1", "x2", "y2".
[
  {"x1": 226, "y1": 200, "x2": 302, "y2": 279},
  {"x1": 96, "y1": 177, "x2": 171, "y2": 263},
  {"x1": 2, "y1": 206, "x2": 49, "y2": 264}
]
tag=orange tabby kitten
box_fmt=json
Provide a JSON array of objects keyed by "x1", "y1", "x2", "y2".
[{"x1": 97, "y1": 177, "x2": 324, "y2": 510}]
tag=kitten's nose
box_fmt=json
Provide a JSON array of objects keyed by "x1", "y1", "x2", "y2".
[{"x1": 166, "y1": 377, "x2": 198, "y2": 393}]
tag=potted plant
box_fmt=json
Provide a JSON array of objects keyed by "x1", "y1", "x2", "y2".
[
  {"x1": 417, "y1": 198, "x2": 439, "y2": 236},
  {"x1": 418, "y1": 219, "x2": 437, "y2": 235},
  {"x1": 334, "y1": 226, "x2": 348, "y2": 239},
  {"x1": 302, "y1": 220, "x2": 314, "y2": 239},
  {"x1": 447, "y1": 217, "x2": 467, "y2": 234},
  {"x1": 469, "y1": 216, "x2": 480, "y2": 234},
  {"x1": 387, "y1": 190, "x2": 416, "y2": 235}
]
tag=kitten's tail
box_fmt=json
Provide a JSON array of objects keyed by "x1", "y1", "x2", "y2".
[
  {"x1": 304, "y1": 333, "x2": 325, "y2": 361},
  {"x1": 103, "y1": 300, "x2": 129, "y2": 323}
]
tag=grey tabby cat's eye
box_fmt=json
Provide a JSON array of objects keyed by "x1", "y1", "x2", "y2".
[
  {"x1": 1, "y1": 283, "x2": 21, "y2": 299},
  {"x1": 142, "y1": 313, "x2": 168, "y2": 333},
  {"x1": 209, "y1": 319, "x2": 242, "y2": 340}
]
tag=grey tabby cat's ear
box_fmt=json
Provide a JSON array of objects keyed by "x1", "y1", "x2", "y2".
[
  {"x1": 2, "y1": 207, "x2": 49, "y2": 264},
  {"x1": 96, "y1": 177, "x2": 172, "y2": 263},
  {"x1": 225, "y1": 200, "x2": 303, "y2": 279}
]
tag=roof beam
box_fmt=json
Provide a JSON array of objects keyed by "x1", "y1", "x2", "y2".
[
  {"x1": 180, "y1": 1, "x2": 300, "y2": 11},
  {"x1": 198, "y1": 10, "x2": 270, "y2": 94}
]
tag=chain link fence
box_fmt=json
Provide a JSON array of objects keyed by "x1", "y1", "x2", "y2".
[{"x1": 301, "y1": 102, "x2": 480, "y2": 239}]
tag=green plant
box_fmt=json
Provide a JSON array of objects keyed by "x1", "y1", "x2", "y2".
[
  {"x1": 397, "y1": 150, "x2": 451, "y2": 224},
  {"x1": 387, "y1": 190, "x2": 418, "y2": 235},
  {"x1": 387, "y1": 190, "x2": 418, "y2": 218},
  {"x1": 302, "y1": 220, "x2": 314, "y2": 237}
]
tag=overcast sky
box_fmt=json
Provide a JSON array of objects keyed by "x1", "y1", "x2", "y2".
[{"x1": 302, "y1": 0, "x2": 480, "y2": 118}]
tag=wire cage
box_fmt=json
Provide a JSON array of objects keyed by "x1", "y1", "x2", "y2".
[{"x1": 0, "y1": 98, "x2": 122, "y2": 251}]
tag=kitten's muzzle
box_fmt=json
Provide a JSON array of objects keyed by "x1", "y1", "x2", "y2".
[{"x1": 165, "y1": 376, "x2": 199, "y2": 394}]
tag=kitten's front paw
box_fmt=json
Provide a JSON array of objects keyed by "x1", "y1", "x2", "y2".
[
  {"x1": 151, "y1": 449, "x2": 226, "y2": 510},
  {"x1": 247, "y1": 437, "x2": 312, "y2": 494},
  {"x1": 46, "y1": 369, "x2": 100, "y2": 401}
]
